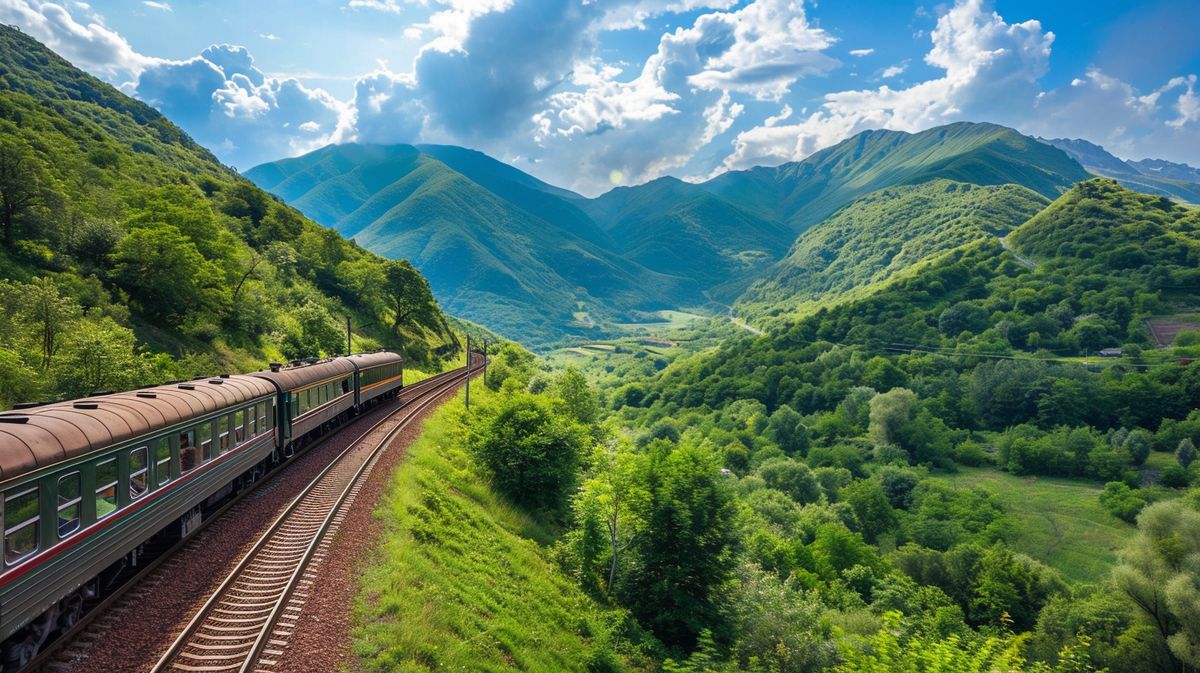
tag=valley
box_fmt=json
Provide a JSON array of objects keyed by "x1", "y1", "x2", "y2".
[{"x1": 2, "y1": 12, "x2": 1200, "y2": 673}]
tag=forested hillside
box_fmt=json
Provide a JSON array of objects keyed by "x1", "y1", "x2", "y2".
[
  {"x1": 507, "y1": 178, "x2": 1200, "y2": 672},
  {"x1": 701, "y1": 122, "x2": 1089, "y2": 232},
  {"x1": 0, "y1": 26, "x2": 457, "y2": 407},
  {"x1": 247, "y1": 143, "x2": 697, "y2": 346},
  {"x1": 737, "y1": 180, "x2": 1049, "y2": 319}
]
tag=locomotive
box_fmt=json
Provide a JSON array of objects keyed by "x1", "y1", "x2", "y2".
[{"x1": 0, "y1": 351, "x2": 404, "y2": 668}]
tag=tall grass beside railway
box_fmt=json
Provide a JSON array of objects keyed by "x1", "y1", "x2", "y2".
[{"x1": 351, "y1": 386, "x2": 637, "y2": 673}]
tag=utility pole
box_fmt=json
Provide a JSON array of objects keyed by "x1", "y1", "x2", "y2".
[
  {"x1": 465, "y1": 333, "x2": 471, "y2": 412},
  {"x1": 481, "y1": 338, "x2": 488, "y2": 387},
  {"x1": 345, "y1": 315, "x2": 352, "y2": 356}
]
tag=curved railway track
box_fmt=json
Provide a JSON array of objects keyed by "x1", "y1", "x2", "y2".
[{"x1": 149, "y1": 366, "x2": 471, "y2": 673}]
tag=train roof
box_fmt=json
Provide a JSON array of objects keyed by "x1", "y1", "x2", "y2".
[
  {"x1": 248, "y1": 357, "x2": 356, "y2": 391},
  {"x1": 345, "y1": 351, "x2": 402, "y2": 368},
  {"x1": 0, "y1": 375, "x2": 275, "y2": 483}
]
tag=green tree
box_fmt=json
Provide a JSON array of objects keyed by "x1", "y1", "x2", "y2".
[
  {"x1": 1178, "y1": 438, "x2": 1197, "y2": 469},
  {"x1": 622, "y1": 443, "x2": 738, "y2": 651},
  {"x1": 109, "y1": 224, "x2": 217, "y2": 320},
  {"x1": 555, "y1": 366, "x2": 598, "y2": 426},
  {"x1": 869, "y1": 387, "x2": 917, "y2": 448},
  {"x1": 573, "y1": 439, "x2": 648, "y2": 594},
  {"x1": 843, "y1": 479, "x2": 898, "y2": 543},
  {"x1": 384, "y1": 259, "x2": 440, "y2": 336},
  {"x1": 757, "y1": 457, "x2": 822, "y2": 505},
  {"x1": 470, "y1": 393, "x2": 586, "y2": 512},
  {"x1": 282, "y1": 300, "x2": 345, "y2": 359},
  {"x1": 1114, "y1": 498, "x2": 1200, "y2": 670},
  {"x1": 767, "y1": 404, "x2": 810, "y2": 455},
  {"x1": 52, "y1": 317, "x2": 138, "y2": 398},
  {"x1": 19, "y1": 277, "x2": 80, "y2": 369},
  {"x1": 0, "y1": 138, "x2": 44, "y2": 244}
]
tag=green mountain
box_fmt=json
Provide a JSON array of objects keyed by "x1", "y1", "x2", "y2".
[
  {"x1": 1040, "y1": 137, "x2": 1200, "y2": 203},
  {"x1": 580, "y1": 176, "x2": 795, "y2": 293},
  {"x1": 0, "y1": 26, "x2": 456, "y2": 406},
  {"x1": 737, "y1": 180, "x2": 1050, "y2": 319},
  {"x1": 701, "y1": 122, "x2": 1089, "y2": 233},
  {"x1": 247, "y1": 144, "x2": 697, "y2": 345}
]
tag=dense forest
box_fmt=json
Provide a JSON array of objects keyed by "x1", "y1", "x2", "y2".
[
  {"x1": 439, "y1": 179, "x2": 1200, "y2": 673},
  {"x1": 0, "y1": 26, "x2": 457, "y2": 407}
]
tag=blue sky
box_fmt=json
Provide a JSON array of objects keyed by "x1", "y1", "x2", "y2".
[{"x1": 3, "y1": 0, "x2": 1198, "y2": 195}]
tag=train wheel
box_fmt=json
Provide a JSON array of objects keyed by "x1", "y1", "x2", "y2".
[
  {"x1": 57, "y1": 593, "x2": 85, "y2": 631},
  {"x1": 3, "y1": 635, "x2": 37, "y2": 670}
]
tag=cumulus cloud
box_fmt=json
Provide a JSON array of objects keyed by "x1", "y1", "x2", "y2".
[
  {"x1": 722, "y1": 0, "x2": 1054, "y2": 169},
  {"x1": 525, "y1": 0, "x2": 835, "y2": 192},
  {"x1": 133, "y1": 44, "x2": 347, "y2": 168},
  {"x1": 849, "y1": 48, "x2": 873, "y2": 57},
  {"x1": 0, "y1": 0, "x2": 156, "y2": 78}
]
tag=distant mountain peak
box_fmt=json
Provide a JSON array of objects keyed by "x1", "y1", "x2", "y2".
[{"x1": 1039, "y1": 137, "x2": 1200, "y2": 202}]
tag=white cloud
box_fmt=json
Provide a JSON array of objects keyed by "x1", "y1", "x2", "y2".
[
  {"x1": 880, "y1": 61, "x2": 907, "y2": 78},
  {"x1": 0, "y1": 0, "x2": 157, "y2": 78},
  {"x1": 849, "y1": 48, "x2": 873, "y2": 57},
  {"x1": 722, "y1": 0, "x2": 1054, "y2": 169},
  {"x1": 141, "y1": 1, "x2": 170, "y2": 11},
  {"x1": 259, "y1": 32, "x2": 279, "y2": 41},
  {"x1": 133, "y1": 44, "x2": 348, "y2": 168}
]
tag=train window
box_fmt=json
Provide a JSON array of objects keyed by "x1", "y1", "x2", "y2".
[
  {"x1": 95, "y1": 458, "x2": 118, "y2": 519},
  {"x1": 341, "y1": 378, "x2": 350, "y2": 395},
  {"x1": 246, "y1": 408, "x2": 256, "y2": 438},
  {"x1": 218, "y1": 415, "x2": 231, "y2": 454},
  {"x1": 180, "y1": 429, "x2": 199, "y2": 473},
  {"x1": 4, "y1": 487, "x2": 39, "y2": 566},
  {"x1": 57, "y1": 473, "x2": 81, "y2": 538},
  {"x1": 262, "y1": 402, "x2": 271, "y2": 430},
  {"x1": 197, "y1": 421, "x2": 213, "y2": 461},
  {"x1": 130, "y1": 448, "x2": 148, "y2": 499},
  {"x1": 156, "y1": 437, "x2": 172, "y2": 486}
]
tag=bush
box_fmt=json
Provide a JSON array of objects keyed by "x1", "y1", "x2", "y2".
[
  {"x1": 1098, "y1": 482, "x2": 1147, "y2": 523},
  {"x1": 1159, "y1": 465, "x2": 1190, "y2": 488},
  {"x1": 469, "y1": 393, "x2": 587, "y2": 512}
]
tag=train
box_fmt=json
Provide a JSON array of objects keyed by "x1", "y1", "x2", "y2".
[{"x1": 0, "y1": 351, "x2": 404, "y2": 669}]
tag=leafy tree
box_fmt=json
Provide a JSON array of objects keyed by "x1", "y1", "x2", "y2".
[
  {"x1": 282, "y1": 301, "x2": 345, "y2": 359},
  {"x1": 1124, "y1": 429, "x2": 1152, "y2": 467},
  {"x1": 470, "y1": 393, "x2": 586, "y2": 512},
  {"x1": 1099, "y1": 482, "x2": 1147, "y2": 523},
  {"x1": 757, "y1": 457, "x2": 822, "y2": 505},
  {"x1": 52, "y1": 317, "x2": 139, "y2": 398},
  {"x1": 766, "y1": 404, "x2": 810, "y2": 455},
  {"x1": 843, "y1": 479, "x2": 898, "y2": 543},
  {"x1": 1178, "y1": 438, "x2": 1197, "y2": 469},
  {"x1": 572, "y1": 439, "x2": 648, "y2": 593},
  {"x1": 555, "y1": 366, "x2": 598, "y2": 426},
  {"x1": 0, "y1": 138, "x2": 44, "y2": 243},
  {"x1": 622, "y1": 443, "x2": 737, "y2": 651},
  {"x1": 730, "y1": 567, "x2": 836, "y2": 673},
  {"x1": 1114, "y1": 498, "x2": 1200, "y2": 669},
  {"x1": 384, "y1": 259, "x2": 440, "y2": 336},
  {"x1": 868, "y1": 387, "x2": 917, "y2": 448},
  {"x1": 109, "y1": 224, "x2": 218, "y2": 321}
]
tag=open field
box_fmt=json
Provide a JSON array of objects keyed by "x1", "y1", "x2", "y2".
[
  {"x1": 614, "y1": 309, "x2": 709, "y2": 332},
  {"x1": 1146, "y1": 313, "x2": 1200, "y2": 347},
  {"x1": 932, "y1": 467, "x2": 1134, "y2": 584}
]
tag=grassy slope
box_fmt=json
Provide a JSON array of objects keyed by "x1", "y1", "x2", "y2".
[
  {"x1": 737, "y1": 180, "x2": 1050, "y2": 319},
  {"x1": 353, "y1": 390, "x2": 629, "y2": 672},
  {"x1": 932, "y1": 468, "x2": 1133, "y2": 584}
]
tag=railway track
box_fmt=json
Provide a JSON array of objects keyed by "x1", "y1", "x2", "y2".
[
  {"x1": 148, "y1": 365, "x2": 472, "y2": 673},
  {"x1": 26, "y1": 364, "x2": 472, "y2": 673}
]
